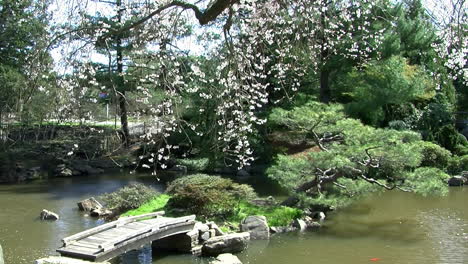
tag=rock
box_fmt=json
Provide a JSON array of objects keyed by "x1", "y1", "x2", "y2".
[
  {"x1": 236, "y1": 169, "x2": 250, "y2": 180},
  {"x1": 0, "y1": 243, "x2": 3, "y2": 264},
  {"x1": 77, "y1": 197, "x2": 103, "y2": 212},
  {"x1": 311, "y1": 211, "x2": 326, "y2": 222},
  {"x1": 207, "y1": 222, "x2": 225, "y2": 236},
  {"x1": 202, "y1": 232, "x2": 250, "y2": 256},
  {"x1": 90, "y1": 208, "x2": 112, "y2": 217},
  {"x1": 448, "y1": 175, "x2": 467, "y2": 186},
  {"x1": 71, "y1": 161, "x2": 104, "y2": 175},
  {"x1": 210, "y1": 253, "x2": 243, "y2": 264},
  {"x1": 40, "y1": 209, "x2": 59, "y2": 221},
  {"x1": 240, "y1": 215, "x2": 269, "y2": 240},
  {"x1": 249, "y1": 196, "x2": 277, "y2": 207},
  {"x1": 293, "y1": 219, "x2": 307, "y2": 231},
  {"x1": 54, "y1": 164, "x2": 73, "y2": 177},
  {"x1": 200, "y1": 231, "x2": 211, "y2": 241},
  {"x1": 307, "y1": 222, "x2": 322, "y2": 228},
  {"x1": 24, "y1": 166, "x2": 42, "y2": 181},
  {"x1": 195, "y1": 222, "x2": 210, "y2": 233},
  {"x1": 191, "y1": 245, "x2": 203, "y2": 256},
  {"x1": 35, "y1": 256, "x2": 110, "y2": 264},
  {"x1": 270, "y1": 226, "x2": 297, "y2": 234}
]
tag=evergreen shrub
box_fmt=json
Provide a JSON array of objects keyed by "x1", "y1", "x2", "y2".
[
  {"x1": 100, "y1": 183, "x2": 158, "y2": 213},
  {"x1": 447, "y1": 155, "x2": 468, "y2": 175},
  {"x1": 166, "y1": 174, "x2": 257, "y2": 218},
  {"x1": 419, "y1": 141, "x2": 452, "y2": 169}
]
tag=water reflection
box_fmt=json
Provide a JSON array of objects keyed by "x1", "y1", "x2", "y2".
[{"x1": 420, "y1": 209, "x2": 468, "y2": 264}]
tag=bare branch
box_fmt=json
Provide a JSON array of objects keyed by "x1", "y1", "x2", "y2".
[
  {"x1": 358, "y1": 174, "x2": 396, "y2": 190},
  {"x1": 107, "y1": 0, "x2": 239, "y2": 40}
]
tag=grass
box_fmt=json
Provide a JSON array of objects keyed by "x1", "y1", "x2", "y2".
[
  {"x1": 121, "y1": 194, "x2": 303, "y2": 230},
  {"x1": 121, "y1": 194, "x2": 171, "y2": 217},
  {"x1": 227, "y1": 201, "x2": 303, "y2": 227}
]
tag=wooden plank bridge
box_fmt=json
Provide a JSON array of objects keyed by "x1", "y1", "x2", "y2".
[{"x1": 57, "y1": 212, "x2": 196, "y2": 262}]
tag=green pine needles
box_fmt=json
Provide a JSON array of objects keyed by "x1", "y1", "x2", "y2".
[{"x1": 267, "y1": 101, "x2": 450, "y2": 210}]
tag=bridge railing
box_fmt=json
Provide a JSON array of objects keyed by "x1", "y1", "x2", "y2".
[
  {"x1": 62, "y1": 211, "x2": 165, "y2": 246},
  {"x1": 98, "y1": 215, "x2": 196, "y2": 252}
]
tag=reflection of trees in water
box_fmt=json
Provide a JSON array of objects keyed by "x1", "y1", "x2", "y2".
[
  {"x1": 318, "y1": 217, "x2": 425, "y2": 243},
  {"x1": 419, "y1": 209, "x2": 468, "y2": 264}
]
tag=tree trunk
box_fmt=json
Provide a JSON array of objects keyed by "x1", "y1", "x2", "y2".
[
  {"x1": 319, "y1": 9, "x2": 330, "y2": 104},
  {"x1": 116, "y1": 0, "x2": 130, "y2": 146},
  {"x1": 319, "y1": 69, "x2": 330, "y2": 104}
]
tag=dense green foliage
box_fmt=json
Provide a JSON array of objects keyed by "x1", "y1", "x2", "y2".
[
  {"x1": 1, "y1": 0, "x2": 467, "y2": 215},
  {"x1": 100, "y1": 183, "x2": 159, "y2": 213},
  {"x1": 166, "y1": 174, "x2": 257, "y2": 218},
  {"x1": 338, "y1": 56, "x2": 433, "y2": 126},
  {"x1": 267, "y1": 102, "x2": 450, "y2": 209},
  {"x1": 419, "y1": 142, "x2": 452, "y2": 170},
  {"x1": 448, "y1": 155, "x2": 468, "y2": 175}
]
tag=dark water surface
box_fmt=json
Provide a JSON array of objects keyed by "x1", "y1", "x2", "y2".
[{"x1": 1, "y1": 172, "x2": 467, "y2": 264}]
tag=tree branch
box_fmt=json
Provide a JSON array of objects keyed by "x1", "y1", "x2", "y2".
[{"x1": 107, "y1": 0, "x2": 239, "y2": 40}]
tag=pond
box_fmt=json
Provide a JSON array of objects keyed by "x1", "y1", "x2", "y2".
[{"x1": 0, "y1": 171, "x2": 467, "y2": 264}]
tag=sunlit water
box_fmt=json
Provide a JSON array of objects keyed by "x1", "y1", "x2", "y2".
[{"x1": 1, "y1": 171, "x2": 468, "y2": 264}]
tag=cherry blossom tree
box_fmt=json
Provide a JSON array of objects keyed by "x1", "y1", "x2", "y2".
[{"x1": 49, "y1": 0, "x2": 466, "y2": 168}]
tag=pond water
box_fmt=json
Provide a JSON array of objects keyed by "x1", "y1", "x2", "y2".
[{"x1": 1, "y1": 171, "x2": 467, "y2": 264}]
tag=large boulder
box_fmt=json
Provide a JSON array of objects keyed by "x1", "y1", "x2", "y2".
[
  {"x1": 77, "y1": 197, "x2": 103, "y2": 212},
  {"x1": 448, "y1": 175, "x2": 467, "y2": 186},
  {"x1": 40, "y1": 209, "x2": 59, "y2": 221},
  {"x1": 35, "y1": 256, "x2": 110, "y2": 264},
  {"x1": 210, "y1": 253, "x2": 242, "y2": 264},
  {"x1": 240, "y1": 215, "x2": 269, "y2": 240},
  {"x1": 202, "y1": 232, "x2": 250, "y2": 256}
]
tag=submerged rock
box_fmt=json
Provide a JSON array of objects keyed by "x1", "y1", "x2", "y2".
[
  {"x1": 35, "y1": 256, "x2": 110, "y2": 264},
  {"x1": 240, "y1": 215, "x2": 269, "y2": 240},
  {"x1": 40, "y1": 209, "x2": 59, "y2": 221},
  {"x1": 210, "y1": 253, "x2": 242, "y2": 264},
  {"x1": 202, "y1": 232, "x2": 250, "y2": 256}
]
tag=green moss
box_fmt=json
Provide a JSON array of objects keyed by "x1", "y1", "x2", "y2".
[
  {"x1": 226, "y1": 201, "x2": 303, "y2": 227},
  {"x1": 122, "y1": 194, "x2": 171, "y2": 216}
]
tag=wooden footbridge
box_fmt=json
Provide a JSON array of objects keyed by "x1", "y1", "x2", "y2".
[{"x1": 57, "y1": 212, "x2": 196, "y2": 262}]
